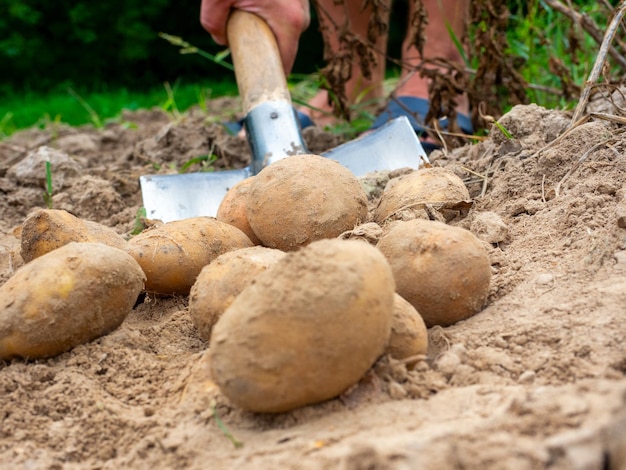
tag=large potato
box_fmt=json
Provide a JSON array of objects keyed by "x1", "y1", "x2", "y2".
[
  {"x1": 377, "y1": 219, "x2": 491, "y2": 327},
  {"x1": 246, "y1": 154, "x2": 368, "y2": 251},
  {"x1": 216, "y1": 177, "x2": 262, "y2": 245},
  {"x1": 189, "y1": 246, "x2": 285, "y2": 341},
  {"x1": 126, "y1": 217, "x2": 253, "y2": 295},
  {"x1": 209, "y1": 239, "x2": 395, "y2": 413},
  {"x1": 0, "y1": 242, "x2": 145, "y2": 359},
  {"x1": 20, "y1": 208, "x2": 127, "y2": 263},
  {"x1": 373, "y1": 167, "x2": 470, "y2": 224},
  {"x1": 386, "y1": 293, "x2": 428, "y2": 361}
]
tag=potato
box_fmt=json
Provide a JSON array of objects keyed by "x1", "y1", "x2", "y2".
[
  {"x1": 377, "y1": 219, "x2": 491, "y2": 327},
  {"x1": 209, "y1": 238, "x2": 395, "y2": 413},
  {"x1": 126, "y1": 216, "x2": 253, "y2": 295},
  {"x1": 0, "y1": 242, "x2": 145, "y2": 359},
  {"x1": 216, "y1": 177, "x2": 262, "y2": 245},
  {"x1": 373, "y1": 167, "x2": 470, "y2": 224},
  {"x1": 246, "y1": 154, "x2": 368, "y2": 251},
  {"x1": 386, "y1": 293, "x2": 428, "y2": 361},
  {"x1": 20, "y1": 208, "x2": 127, "y2": 263},
  {"x1": 189, "y1": 246, "x2": 285, "y2": 341}
]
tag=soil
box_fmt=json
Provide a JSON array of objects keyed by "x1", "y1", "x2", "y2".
[{"x1": 1, "y1": 94, "x2": 625, "y2": 470}]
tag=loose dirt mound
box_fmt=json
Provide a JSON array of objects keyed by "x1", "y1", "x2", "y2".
[{"x1": 0, "y1": 97, "x2": 625, "y2": 469}]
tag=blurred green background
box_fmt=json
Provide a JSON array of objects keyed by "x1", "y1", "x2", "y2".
[
  {"x1": 0, "y1": 0, "x2": 620, "y2": 135},
  {"x1": 1, "y1": 0, "x2": 323, "y2": 93}
]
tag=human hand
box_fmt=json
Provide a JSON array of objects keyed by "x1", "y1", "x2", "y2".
[{"x1": 201, "y1": 0, "x2": 310, "y2": 74}]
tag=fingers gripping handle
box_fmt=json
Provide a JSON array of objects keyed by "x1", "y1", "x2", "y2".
[{"x1": 226, "y1": 10, "x2": 292, "y2": 114}]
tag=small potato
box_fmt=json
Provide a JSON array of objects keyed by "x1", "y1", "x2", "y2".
[
  {"x1": 246, "y1": 154, "x2": 368, "y2": 251},
  {"x1": 373, "y1": 167, "x2": 470, "y2": 224},
  {"x1": 386, "y1": 294, "x2": 428, "y2": 361},
  {"x1": 216, "y1": 177, "x2": 262, "y2": 245},
  {"x1": 126, "y1": 217, "x2": 253, "y2": 295},
  {"x1": 377, "y1": 219, "x2": 491, "y2": 327},
  {"x1": 189, "y1": 246, "x2": 285, "y2": 341},
  {"x1": 0, "y1": 242, "x2": 145, "y2": 359},
  {"x1": 20, "y1": 209, "x2": 127, "y2": 263},
  {"x1": 209, "y1": 238, "x2": 395, "y2": 413}
]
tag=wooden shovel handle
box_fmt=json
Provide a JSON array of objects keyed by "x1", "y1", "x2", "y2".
[{"x1": 226, "y1": 10, "x2": 291, "y2": 114}]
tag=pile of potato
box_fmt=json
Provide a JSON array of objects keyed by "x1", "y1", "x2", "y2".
[{"x1": 0, "y1": 154, "x2": 493, "y2": 414}]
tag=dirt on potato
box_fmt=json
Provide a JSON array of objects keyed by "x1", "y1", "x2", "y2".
[{"x1": 0, "y1": 96, "x2": 625, "y2": 469}]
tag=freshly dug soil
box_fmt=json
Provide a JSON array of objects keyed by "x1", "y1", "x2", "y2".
[{"x1": 0, "y1": 96, "x2": 625, "y2": 469}]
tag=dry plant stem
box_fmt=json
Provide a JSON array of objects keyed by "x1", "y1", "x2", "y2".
[
  {"x1": 569, "y1": 0, "x2": 626, "y2": 125},
  {"x1": 312, "y1": 0, "x2": 390, "y2": 119},
  {"x1": 460, "y1": 165, "x2": 488, "y2": 196},
  {"x1": 460, "y1": 165, "x2": 487, "y2": 181},
  {"x1": 543, "y1": 0, "x2": 626, "y2": 69},
  {"x1": 607, "y1": 86, "x2": 626, "y2": 114},
  {"x1": 528, "y1": 114, "x2": 592, "y2": 160},
  {"x1": 394, "y1": 354, "x2": 428, "y2": 366},
  {"x1": 480, "y1": 156, "x2": 506, "y2": 198},
  {"x1": 432, "y1": 121, "x2": 448, "y2": 154},
  {"x1": 588, "y1": 112, "x2": 626, "y2": 125},
  {"x1": 530, "y1": 112, "x2": 625, "y2": 162},
  {"x1": 554, "y1": 137, "x2": 618, "y2": 197}
]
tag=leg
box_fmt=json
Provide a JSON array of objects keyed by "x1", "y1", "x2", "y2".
[
  {"x1": 301, "y1": 0, "x2": 391, "y2": 126},
  {"x1": 397, "y1": 0, "x2": 470, "y2": 115}
]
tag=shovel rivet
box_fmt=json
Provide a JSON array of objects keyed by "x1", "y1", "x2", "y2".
[{"x1": 270, "y1": 111, "x2": 278, "y2": 119}]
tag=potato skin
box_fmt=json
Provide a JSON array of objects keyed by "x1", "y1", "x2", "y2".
[
  {"x1": 386, "y1": 294, "x2": 428, "y2": 361},
  {"x1": 189, "y1": 246, "x2": 285, "y2": 341},
  {"x1": 126, "y1": 217, "x2": 253, "y2": 295},
  {"x1": 246, "y1": 154, "x2": 368, "y2": 251},
  {"x1": 216, "y1": 177, "x2": 262, "y2": 245},
  {"x1": 0, "y1": 242, "x2": 145, "y2": 360},
  {"x1": 20, "y1": 209, "x2": 127, "y2": 263},
  {"x1": 374, "y1": 167, "x2": 470, "y2": 224},
  {"x1": 209, "y1": 239, "x2": 395, "y2": 413},
  {"x1": 377, "y1": 219, "x2": 491, "y2": 327}
]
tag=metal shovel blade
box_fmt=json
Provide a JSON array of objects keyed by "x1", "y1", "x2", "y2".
[{"x1": 139, "y1": 115, "x2": 428, "y2": 222}]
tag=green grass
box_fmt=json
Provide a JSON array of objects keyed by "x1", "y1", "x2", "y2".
[
  {"x1": 504, "y1": 0, "x2": 614, "y2": 109},
  {"x1": 0, "y1": 79, "x2": 238, "y2": 137}
]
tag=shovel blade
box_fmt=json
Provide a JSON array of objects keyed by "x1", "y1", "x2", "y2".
[
  {"x1": 325, "y1": 116, "x2": 428, "y2": 176},
  {"x1": 139, "y1": 116, "x2": 427, "y2": 222},
  {"x1": 140, "y1": 168, "x2": 251, "y2": 222}
]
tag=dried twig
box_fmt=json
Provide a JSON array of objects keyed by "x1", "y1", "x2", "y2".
[
  {"x1": 527, "y1": 114, "x2": 592, "y2": 160},
  {"x1": 481, "y1": 156, "x2": 506, "y2": 198},
  {"x1": 392, "y1": 354, "x2": 428, "y2": 366},
  {"x1": 570, "y1": 0, "x2": 626, "y2": 125},
  {"x1": 587, "y1": 112, "x2": 626, "y2": 125},
  {"x1": 554, "y1": 137, "x2": 618, "y2": 196},
  {"x1": 432, "y1": 120, "x2": 449, "y2": 155},
  {"x1": 543, "y1": 0, "x2": 626, "y2": 69},
  {"x1": 530, "y1": 112, "x2": 625, "y2": 164},
  {"x1": 460, "y1": 165, "x2": 487, "y2": 181}
]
